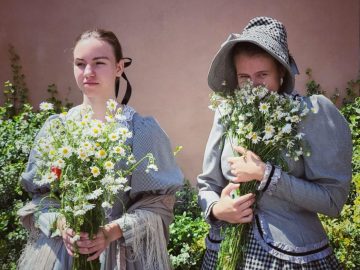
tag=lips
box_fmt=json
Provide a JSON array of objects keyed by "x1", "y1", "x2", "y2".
[{"x1": 83, "y1": 81, "x2": 99, "y2": 86}]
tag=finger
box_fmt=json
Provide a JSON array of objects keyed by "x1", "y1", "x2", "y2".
[
  {"x1": 87, "y1": 249, "x2": 104, "y2": 261},
  {"x1": 233, "y1": 145, "x2": 247, "y2": 155},
  {"x1": 66, "y1": 248, "x2": 74, "y2": 257},
  {"x1": 233, "y1": 193, "x2": 256, "y2": 207},
  {"x1": 76, "y1": 239, "x2": 94, "y2": 248},
  {"x1": 238, "y1": 212, "x2": 254, "y2": 223},
  {"x1": 229, "y1": 175, "x2": 242, "y2": 183},
  {"x1": 221, "y1": 182, "x2": 240, "y2": 197},
  {"x1": 236, "y1": 198, "x2": 256, "y2": 212},
  {"x1": 63, "y1": 233, "x2": 74, "y2": 245},
  {"x1": 227, "y1": 156, "x2": 242, "y2": 164},
  {"x1": 65, "y1": 228, "x2": 75, "y2": 237},
  {"x1": 231, "y1": 175, "x2": 247, "y2": 182},
  {"x1": 230, "y1": 169, "x2": 241, "y2": 178},
  {"x1": 78, "y1": 244, "x2": 100, "y2": 255},
  {"x1": 237, "y1": 208, "x2": 253, "y2": 218},
  {"x1": 79, "y1": 232, "x2": 89, "y2": 239},
  {"x1": 64, "y1": 242, "x2": 74, "y2": 256}
]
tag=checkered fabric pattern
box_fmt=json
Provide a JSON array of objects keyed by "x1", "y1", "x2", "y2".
[
  {"x1": 245, "y1": 17, "x2": 288, "y2": 48},
  {"x1": 200, "y1": 231, "x2": 343, "y2": 270},
  {"x1": 201, "y1": 248, "x2": 218, "y2": 270},
  {"x1": 242, "y1": 17, "x2": 289, "y2": 66}
]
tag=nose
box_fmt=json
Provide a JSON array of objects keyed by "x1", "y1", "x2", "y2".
[
  {"x1": 84, "y1": 64, "x2": 95, "y2": 77},
  {"x1": 252, "y1": 77, "x2": 265, "y2": 87}
]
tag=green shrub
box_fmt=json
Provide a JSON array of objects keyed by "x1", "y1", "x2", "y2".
[
  {"x1": 0, "y1": 100, "x2": 55, "y2": 269},
  {"x1": 169, "y1": 181, "x2": 209, "y2": 269},
  {"x1": 319, "y1": 97, "x2": 360, "y2": 269}
]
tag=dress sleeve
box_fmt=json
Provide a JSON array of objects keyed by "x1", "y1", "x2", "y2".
[
  {"x1": 197, "y1": 110, "x2": 228, "y2": 226},
  {"x1": 128, "y1": 114, "x2": 184, "y2": 196},
  {"x1": 266, "y1": 95, "x2": 352, "y2": 217},
  {"x1": 110, "y1": 115, "x2": 182, "y2": 268},
  {"x1": 19, "y1": 114, "x2": 61, "y2": 238},
  {"x1": 115, "y1": 115, "x2": 183, "y2": 236}
]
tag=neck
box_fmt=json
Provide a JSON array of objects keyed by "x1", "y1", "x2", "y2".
[{"x1": 82, "y1": 95, "x2": 116, "y2": 121}]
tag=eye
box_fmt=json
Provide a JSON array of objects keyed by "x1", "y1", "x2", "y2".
[
  {"x1": 96, "y1": 61, "x2": 105, "y2": 65},
  {"x1": 238, "y1": 75, "x2": 250, "y2": 80},
  {"x1": 75, "y1": 62, "x2": 85, "y2": 67}
]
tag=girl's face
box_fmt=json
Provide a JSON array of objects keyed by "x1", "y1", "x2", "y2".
[
  {"x1": 73, "y1": 37, "x2": 123, "y2": 100},
  {"x1": 234, "y1": 53, "x2": 284, "y2": 92}
]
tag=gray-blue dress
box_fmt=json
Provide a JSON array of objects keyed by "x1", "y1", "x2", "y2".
[
  {"x1": 18, "y1": 105, "x2": 184, "y2": 270},
  {"x1": 198, "y1": 95, "x2": 352, "y2": 269}
]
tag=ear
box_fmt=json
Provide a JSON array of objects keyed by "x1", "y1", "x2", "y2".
[
  {"x1": 116, "y1": 59, "x2": 125, "y2": 77},
  {"x1": 279, "y1": 66, "x2": 286, "y2": 78}
]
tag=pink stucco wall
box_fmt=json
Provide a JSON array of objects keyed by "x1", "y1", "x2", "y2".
[{"x1": 0, "y1": 0, "x2": 359, "y2": 183}]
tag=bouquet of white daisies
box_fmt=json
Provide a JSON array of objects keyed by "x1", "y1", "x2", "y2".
[
  {"x1": 35, "y1": 99, "x2": 156, "y2": 269},
  {"x1": 210, "y1": 81, "x2": 311, "y2": 269}
]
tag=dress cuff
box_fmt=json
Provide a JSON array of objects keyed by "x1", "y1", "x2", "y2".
[
  {"x1": 267, "y1": 166, "x2": 282, "y2": 195},
  {"x1": 258, "y1": 162, "x2": 273, "y2": 191}
]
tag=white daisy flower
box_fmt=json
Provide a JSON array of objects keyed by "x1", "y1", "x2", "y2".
[
  {"x1": 115, "y1": 177, "x2": 128, "y2": 185},
  {"x1": 102, "y1": 201, "x2": 112, "y2": 209},
  {"x1": 109, "y1": 185, "x2": 122, "y2": 194},
  {"x1": 85, "y1": 188, "x2": 103, "y2": 200},
  {"x1": 105, "y1": 113, "x2": 115, "y2": 123},
  {"x1": 90, "y1": 126, "x2": 102, "y2": 137},
  {"x1": 259, "y1": 102, "x2": 270, "y2": 113},
  {"x1": 37, "y1": 172, "x2": 57, "y2": 185},
  {"x1": 118, "y1": 127, "x2": 132, "y2": 139},
  {"x1": 83, "y1": 204, "x2": 96, "y2": 212},
  {"x1": 246, "y1": 132, "x2": 260, "y2": 144},
  {"x1": 104, "y1": 160, "x2": 114, "y2": 171},
  {"x1": 59, "y1": 146, "x2": 72, "y2": 158},
  {"x1": 282, "y1": 123, "x2": 292, "y2": 134},
  {"x1": 295, "y1": 133, "x2": 305, "y2": 140},
  {"x1": 106, "y1": 99, "x2": 118, "y2": 112},
  {"x1": 54, "y1": 159, "x2": 65, "y2": 168},
  {"x1": 74, "y1": 209, "x2": 86, "y2": 216},
  {"x1": 127, "y1": 154, "x2": 136, "y2": 164},
  {"x1": 77, "y1": 148, "x2": 88, "y2": 161},
  {"x1": 113, "y1": 146, "x2": 125, "y2": 155},
  {"x1": 81, "y1": 141, "x2": 93, "y2": 150},
  {"x1": 95, "y1": 149, "x2": 107, "y2": 159},
  {"x1": 101, "y1": 175, "x2": 114, "y2": 185},
  {"x1": 108, "y1": 132, "x2": 119, "y2": 142},
  {"x1": 90, "y1": 166, "x2": 101, "y2": 177},
  {"x1": 39, "y1": 102, "x2": 54, "y2": 111},
  {"x1": 263, "y1": 125, "x2": 275, "y2": 140},
  {"x1": 145, "y1": 164, "x2": 158, "y2": 173},
  {"x1": 287, "y1": 141, "x2": 295, "y2": 149},
  {"x1": 115, "y1": 113, "x2": 127, "y2": 121}
]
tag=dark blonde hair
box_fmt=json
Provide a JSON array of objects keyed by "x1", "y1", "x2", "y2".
[{"x1": 75, "y1": 29, "x2": 123, "y2": 62}]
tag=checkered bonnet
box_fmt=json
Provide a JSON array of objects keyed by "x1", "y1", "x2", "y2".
[{"x1": 208, "y1": 17, "x2": 299, "y2": 93}]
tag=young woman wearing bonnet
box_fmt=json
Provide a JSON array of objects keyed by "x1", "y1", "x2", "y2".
[{"x1": 198, "y1": 17, "x2": 352, "y2": 269}]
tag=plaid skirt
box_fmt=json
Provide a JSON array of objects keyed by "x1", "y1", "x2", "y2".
[{"x1": 201, "y1": 232, "x2": 343, "y2": 270}]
